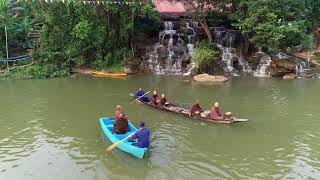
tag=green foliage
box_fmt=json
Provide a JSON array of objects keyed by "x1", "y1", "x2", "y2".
[
  {"x1": 315, "y1": 56, "x2": 320, "y2": 63},
  {"x1": 301, "y1": 34, "x2": 313, "y2": 51},
  {"x1": 72, "y1": 20, "x2": 92, "y2": 40},
  {"x1": 221, "y1": 0, "x2": 318, "y2": 52},
  {"x1": 1, "y1": 62, "x2": 69, "y2": 79},
  {"x1": 90, "y1": 48, "x2": 131, "y2": 70},
  {"x1": 0, "y1": 0, "x2": 36, "y2": 56},
  {"x1": 193, "y1": 41, "x2": 219, "y2": 68},
  {"x1": 0, "y1": 0, "x2": 160, "y2": 78},
  {"x1": 31, "y1": 1, "x2": 159, "y2": 75}
]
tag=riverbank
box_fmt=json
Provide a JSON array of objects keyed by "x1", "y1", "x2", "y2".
[{"x1": 0, "y1": 63, "x2": 130, "y2": 79}]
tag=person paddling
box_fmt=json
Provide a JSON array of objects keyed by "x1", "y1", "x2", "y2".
[
  {"x1": 189, "y1": 99, "x2": 203, "y2": 117},
  {"x1": 209, "y1": 102, "x2": 232, "y2": 120},
  {"x1": 135, "y1": 88, "x2": 150, "y2": 103},
  {"x1": 113, "y1": 105, "x2": 129, "y2": 134},
  {"x1": 128, "y1": 121, "x2": 150, "y2": 148},
  {"x1": 160, "y1": 94, "x2": 170, "y2": 107},
  {"x1": 150, "y1": 90, "x2": 159, "y2": 106}
]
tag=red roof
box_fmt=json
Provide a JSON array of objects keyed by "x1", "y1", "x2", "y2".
[{"x1": 154, "y1": 0, "x2": 187, "y2": 16}]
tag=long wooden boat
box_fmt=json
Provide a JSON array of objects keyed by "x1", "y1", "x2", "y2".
[
  {"x1": 130, "y1": 94, "x2": 248, "y2": 124},
  {"x1": 92, "y1": 71, "x2": 127, "y2": 77},
  {"x1": 99, "y1": 117, "x2": 147, "y2": 158}
]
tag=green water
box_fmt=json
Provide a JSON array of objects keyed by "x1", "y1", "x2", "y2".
[{"x1": 1, "y1": 75, "x2": 320, "y2": 179}]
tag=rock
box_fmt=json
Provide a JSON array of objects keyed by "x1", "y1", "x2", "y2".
[
  {"x1": 130, "y1": 57, "x2": 142, "y2": 66},
  {"x1": 270, "y1": 60, "x2": 296, "y2": 77},
  {"x1": 255, "y1": 51, "x2": 265, "y2": 57},
  {"x1": 272, "y1": 60, "x2": 296, "y2": 70},
  {"x1": 293, "y1": 45, "x2": 303, "y2": 52},
  {"x1": 71, "y1": 67, "x2": 92, "y2": 74},
  {"x1": 283, "y1": 73, "x2": 297, "y2": 80},
  {"x1": 181, "y1": 54, "x2": 191, "y2": 63},
  {"x1": 157, "y1": 46, "x2": 167, "y2": 59},
  {"x1": 270, "y1": 67, "x2": 291, "y2": 77},
  {"x1": 123, "y1": 66, "x2": 137, "y2": 74},
  {"x1": 314, "y1": 52, "x2": 320, "y2": 56},
  {"x1": 138, "y1": 64, "x2": 150, "y2": 74},
  {"x1": 180, "y1": 27, "x2": 194, "y2": 35},
  {"x1": 311, "y1": 60, "x2": 320, "y2": 66},
  {"x1": 193, "y1": 73, "x2": 228, "y2": 83}
]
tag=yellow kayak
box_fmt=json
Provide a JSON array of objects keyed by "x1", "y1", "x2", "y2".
[{"x1": 91, "y1": 71, "x2": 127, "y2": 77}]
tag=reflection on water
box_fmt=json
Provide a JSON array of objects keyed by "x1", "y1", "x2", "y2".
[{"x1": 0, "y1": 76, "x2": 320, "y2": 179}]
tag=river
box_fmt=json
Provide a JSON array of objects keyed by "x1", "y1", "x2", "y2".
[{"x1": 0, "y1": 75, "x2": 320, "y2": 179}]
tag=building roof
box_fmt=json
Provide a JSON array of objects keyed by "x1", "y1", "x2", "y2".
[{"x1": 154, "y1": 0, "x2": 187, "y2": 16}]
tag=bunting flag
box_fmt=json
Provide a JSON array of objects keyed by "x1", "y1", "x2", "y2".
[{"x1": 21, "y1": 0, "x2": 143, "y2": 5}]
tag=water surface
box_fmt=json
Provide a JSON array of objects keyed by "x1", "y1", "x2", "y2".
[{"x1": 0, "y1": 75, "x2": 320, "y2": 179}]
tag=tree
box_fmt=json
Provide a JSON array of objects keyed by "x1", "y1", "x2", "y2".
[
  {"x1": 180, "y1": 0, "x2": 220, "y2": 42},
  {"x1": 219, "y1": 0, "x2": 314, "y2": 52},
  {"x1": 13, "y1": 0, "x2": 161, "y2": 77}
]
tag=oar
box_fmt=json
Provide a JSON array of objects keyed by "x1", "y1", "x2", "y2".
[
  {"x1": 130, "y1": 91, "x2": 150, "y2": 104},
  {"x1": 233, "y1": 118, "x2": 248, "y2": 122},
  {"x1": 106, "y1": 131, "x2": 137, "y2": 152}
]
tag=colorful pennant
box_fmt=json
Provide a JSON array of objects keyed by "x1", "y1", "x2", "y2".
[{"x1": 21, "y1": 0, "x2": 143, "y2": 5}]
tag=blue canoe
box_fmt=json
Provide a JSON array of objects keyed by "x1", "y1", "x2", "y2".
[{"x1": 99, "y1": 117, "x2": 147, "y2": 159}]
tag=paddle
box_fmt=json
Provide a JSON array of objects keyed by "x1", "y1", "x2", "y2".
[
  {"x1": 106, "y1": 131, "x2": 138, "y2": 152},
  {"x1": 130, "y1": 91, "x2": 150, "y2": 104}
]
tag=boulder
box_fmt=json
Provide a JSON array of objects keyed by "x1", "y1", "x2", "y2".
[
  {"x1": 270, "y1": 60, "x2": 296, "y2": 77},
  {"x1": 270, "y1": 67, "x2": 291, "y2": 77},
  {"x1": 272, "y1": 60, "x2": 296, "y2": 70},
  {"x1": 283, "y1": 73, "x2": 297, "y2": 80},
  {"x1": 193, "y1": 73, "x2": 228, "y2": 83},
  {"x1": 138, "y1": 64, "x2": 150, "y2": 74}
]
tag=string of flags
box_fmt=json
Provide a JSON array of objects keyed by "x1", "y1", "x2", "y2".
[{"x1": 18, "y1": 0, "x2": 143, "y2": 5}]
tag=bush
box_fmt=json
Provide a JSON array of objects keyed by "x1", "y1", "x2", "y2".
[
  {"x1": 2, "y1": 63, "x2": 69, "y2": 79},
  {"x1": 193, "y1": 42, "x2": 219, "y2": 68},
  {"x1": 301, "y1": 34, "x2": 313, "y2": 51},
  {"x1": 90, "y1": 48, "x2": 132, "y2": 71}
]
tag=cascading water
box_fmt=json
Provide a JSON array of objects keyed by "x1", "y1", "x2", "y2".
[
  {"x1": 146, "y1": 21, "x2": 197, "y2": 75},
  {"x1": 276, "y1": 52, "x2": 310, "y2": 76},
  {"x1": 253, "y1": 55, "x2": 272, "y2": 77},
  {"x1": 213, "y1": 28, "x2": 252, "y2": 76},
  {"x1": 295, "y1": 61, "x2": 309, "y2": 75}
]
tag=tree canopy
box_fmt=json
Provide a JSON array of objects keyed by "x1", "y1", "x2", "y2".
[{"x1": 219, "y1": 0, "x2": 320, "y2": 52}]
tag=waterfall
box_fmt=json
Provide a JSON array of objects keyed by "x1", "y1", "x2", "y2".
[
  {"x1": 253, "y1": 55, "x2": 272, "y2": 77},
  {"x1": 276, "y1": 52, "x2": 310, "y2": 77},
  {"x1": 187, "y1": 44, "x2": 194, "y2": 55},
  {"x1": 186, "y1": 21, "x2": 197, "y2": 55},
  {"x1": 146, "y1": 21, "x2": 197, "y2": 75},
  {"x1": 221, "y1": 48, "x2": 236, "y2": 75},
  {"x1": 214, "y1": 28, "x2": 252, "y2": 76},
  {"x1": 295, "y1": 61, "x2": 309, "y2": 75}
]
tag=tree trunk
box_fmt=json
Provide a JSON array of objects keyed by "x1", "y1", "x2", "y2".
[
  {"x1": 243, "y1": 38, "x2": 250, "y2": 57},
  {"x1": 131, "y1": 11, "x2": 135, "y2": 56},
  {"x1": 199, "y1": 19, "x2": 213, "y2": 42}
]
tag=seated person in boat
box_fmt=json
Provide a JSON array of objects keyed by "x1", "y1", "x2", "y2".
[
  {"x1": 209, "y1": 102, "x2": 232, "y2": 120},
  {"x1": 150, "y1": 90, "x2": 160, "y2": 106},
  {"x1": 189, "y1": 99, "x2": 203, "y2": 117},
  {"x1": 160, "y1": 94, "x2": 170, "y2": 107},
  {"x1": 128, "y1": 121, "x2": 150, "y2": 148},
  {"x1": 113, "y1": 105, "x2": 129, "y2": 134},
  {"x1": 135, "y1": 88, "x2": 150, "y2": 103}
]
